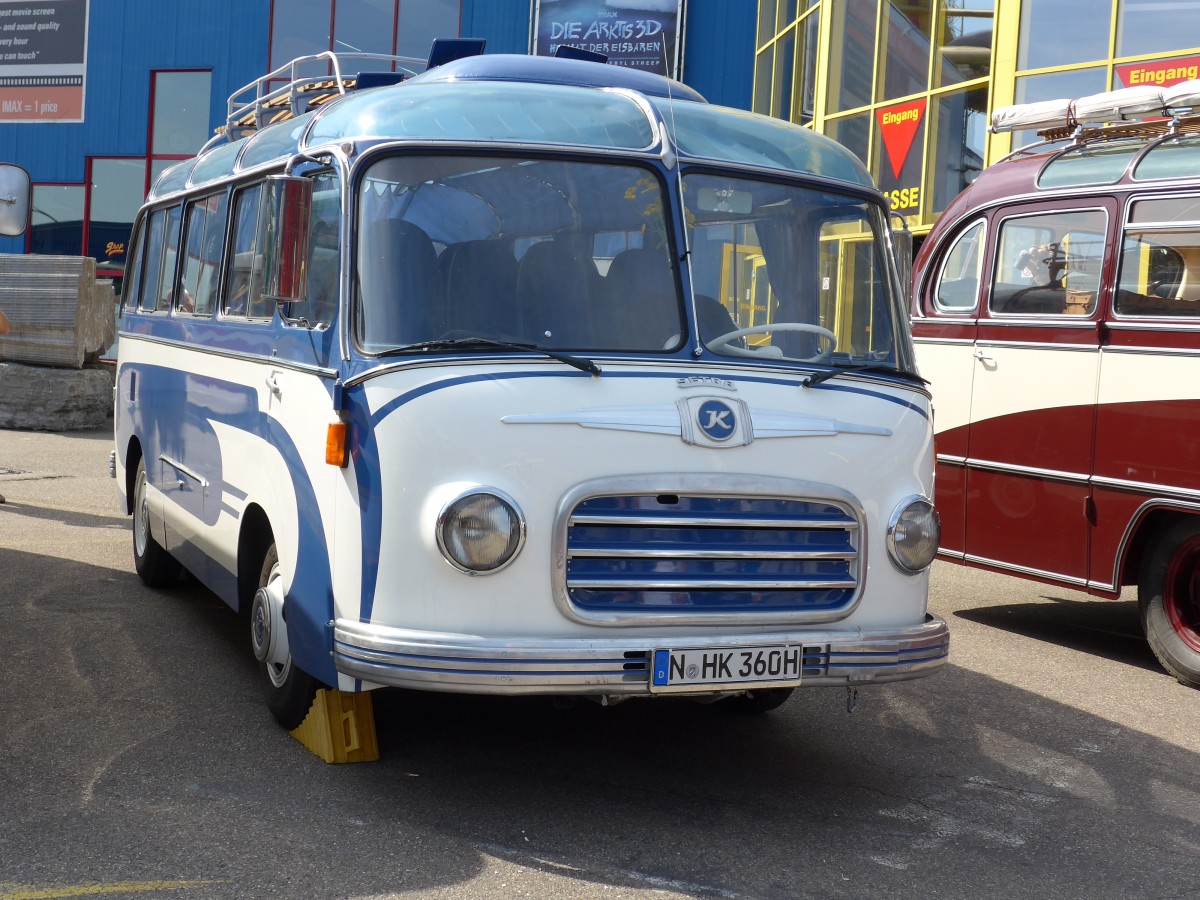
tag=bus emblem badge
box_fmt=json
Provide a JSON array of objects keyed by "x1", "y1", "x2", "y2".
[{"x1": 697, "y1": 399, "x2": 736, "y2": 442}]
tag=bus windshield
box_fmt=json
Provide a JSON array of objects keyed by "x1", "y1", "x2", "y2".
[
  {"x1": 684, "y1": 173, "x2": 903, "y2": 366},
  {"x1": 355, "y1": 154, "x2": 904, "y2": 368},
  {"x1": 355, "y1": 154, "x2": 683, "y2": 354}
]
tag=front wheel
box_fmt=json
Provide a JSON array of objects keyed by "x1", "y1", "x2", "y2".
[
  {"x1": 132, "y1": 457, "x2": 181, "y2": 588},
  {"x1": 1138, "y1": 520, "x2": 1200, "y2": 689},
  {"x1": 251, "y1": 543, "x2": 320, "y2": 728}
]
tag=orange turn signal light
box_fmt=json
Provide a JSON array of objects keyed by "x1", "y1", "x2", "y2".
[{"x1": 326, "y1": 421, "x2": 348, "y2": 467}]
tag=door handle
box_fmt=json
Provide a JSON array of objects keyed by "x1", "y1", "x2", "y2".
[
  {"x1": 265, "y1": 374, "x2": 282, "y2": 397},
  {"x1": 973, "y1": 349, "x2": 994, "y2": 363}
]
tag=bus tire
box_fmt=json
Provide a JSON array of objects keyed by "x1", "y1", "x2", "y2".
[
  {"x1": 132, "y1": 457, "x2": 181, "y2": 588},
  {"x1": 1138, "y1": 520, "x2": 1200, "y2": 689},
  {"x1": 253, "y1": 543, "x2": 319, "y2": 729}
]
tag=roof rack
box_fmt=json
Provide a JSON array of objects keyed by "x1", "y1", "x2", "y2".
[
  {"x1": 222, "y1": 51, "x2": 426, "y2": 141},
  {"x1": 991, "y1": 77, "x2": 1200, "y2": 136},
  {"x1": 986, "y1": 78, "x2": 1200, "y2": 163}
]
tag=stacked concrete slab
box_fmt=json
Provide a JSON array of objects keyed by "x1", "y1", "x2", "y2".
[{"x1": 0, "y1": 255, "x2": 117, "y2": 431}]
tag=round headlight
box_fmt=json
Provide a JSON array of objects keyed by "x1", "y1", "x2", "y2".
[
  {"x1": 887, "y1": 496, "x2": 940, "y2": 573},
  {"x1": 437, "y1": 489, "x2": 525, "y2": 574}
]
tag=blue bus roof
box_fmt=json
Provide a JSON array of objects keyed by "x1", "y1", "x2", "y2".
[{"x1": 149, "y1": 55, "x2": 873, "y2": 200}]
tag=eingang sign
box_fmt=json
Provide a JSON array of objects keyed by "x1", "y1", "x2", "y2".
[{"x1": 0, "y1": 0, "x2": 88, "y2": 123}]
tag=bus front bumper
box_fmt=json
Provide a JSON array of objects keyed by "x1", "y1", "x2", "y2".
[{"x1": 332, "y1": 615, "x2": 949, "y2": 695}]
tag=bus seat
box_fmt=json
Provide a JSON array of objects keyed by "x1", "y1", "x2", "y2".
[
  {"x1": 695, "y1": 294, "x2": 738, "y2": 343},
  {"x1": 441, "y1": 239, "x2": 518, "y2": 338},
  {"x1": 1174, "y1": 246, "x2": 1200, "y2": 302},
  {"x1": 360, "y1": 219, "x2": 441, "y2": 346},
  {"x1": 601, "y1": 247, "x2": 679, "y2": 350},
  {"x1": 515, "y1": 238, "x2": 600, "y2": 346}
]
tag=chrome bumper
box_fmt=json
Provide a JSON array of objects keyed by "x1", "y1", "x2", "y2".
[{"x1": 333, "y1": 615, "x2": 949, "y2": 695}]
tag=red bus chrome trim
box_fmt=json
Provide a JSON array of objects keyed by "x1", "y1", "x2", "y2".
[
  {"x1": 956, "y1": 457, "x2": 1088, "y2": 485},
  {"x1": 959, "y1": 553, "x2": 1091, "y2": 588},
  {"x1": 1091, "y1": 476, "x2": 1200, "y2": 503}
]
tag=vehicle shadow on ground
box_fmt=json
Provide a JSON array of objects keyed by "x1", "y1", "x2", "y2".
[
  {"x1": 0, "y1": 497, "x2": 129, "y2": 530},
  {"x1": 953, "y1": 596, "x2": 1162, "y2": 673}
]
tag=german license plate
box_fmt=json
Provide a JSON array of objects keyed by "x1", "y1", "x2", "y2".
[{"x1": 650, "y1": 645, "x2": 803, "y2": 692}]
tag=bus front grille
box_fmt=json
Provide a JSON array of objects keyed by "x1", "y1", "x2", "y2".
[{"x1": 565, "y1": 494, "x2": 860, "y2": 615}]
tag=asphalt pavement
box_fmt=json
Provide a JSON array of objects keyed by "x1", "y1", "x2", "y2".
[{"x1": 1, "y1": 424, "x2": 1198, "y2": 900}]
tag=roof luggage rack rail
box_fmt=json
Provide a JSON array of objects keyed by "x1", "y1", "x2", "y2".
[
  {"x1": 223, "y1": 51, "x2": 426, "y2": 141},
  {"x1": 989, "y1": 78, "x2": 1200, "y2": 164}
]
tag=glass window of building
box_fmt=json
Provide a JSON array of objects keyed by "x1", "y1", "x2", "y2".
[
  {"x1": 758, "y1": 0, "x2": 779, "y2": 48},
  {"x1": 930, "y1": 87, "x2": 987, "y2": 213},
  {"x1": 1117, "y1": 0, "x2": 1200, "y2": 58},
  {"x1": 777, "y1": 0, "x2": 799, "y2": 30},
  {"x1": 335, "y1": 0, "x2": 396, "y2": 56},
  {"x1": 797, "y1": 13, "x2": 819, "y2": 123},
  {"x1": 937, "y1": 0, "x2": 992, "y2": 87},
  {"x1": 30, "y1": 184, "x2": 84, "y2": 257},
  {"x1": 827, "y1": 112, "x2": 872, "y2": 167},
  {"x1": 271, "y1": 0, "x2": 460, "y2": 70},
  {"x1": 270, "y1": 0, "x2": 334, "y2": 70},
  {"x1": 151, "y1": 71, "x2": 213, "y2": 157},
  {"x1": 396, "y1": 0, "x2": 460, "y2": 62},
  {"x1": 88, "y1": 158, "x2": 148, "y2": 275},
  {"x1": 754, "y1": 42, "x2": 774, "y2": 115},
  {"x1": 880, "y1": 3, "x2": 932, "y2": 103},
  {"x1": 828, "y1": 0, "x2": 879, "y2": 113},
  {"x1": 1018, "y1": 0, "x2": 1110, "y2": 69},
  {"x1": 772, "y1": 26, "x2": 797, "y2": 122}
]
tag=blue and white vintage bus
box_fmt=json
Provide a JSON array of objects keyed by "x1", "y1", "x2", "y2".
[{"x1": 112, "y1": 45, "x2": 948, "y2": 729}]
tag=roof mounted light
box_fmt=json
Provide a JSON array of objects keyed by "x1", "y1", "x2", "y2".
[
  {"x1": 554, "y1": 45, "x2": 609, "y2": 64},
  {"x1": 426, "y1": 37, "x2": 486, "y2": 70}
]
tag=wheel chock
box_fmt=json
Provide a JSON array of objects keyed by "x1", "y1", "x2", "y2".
[{"x1": 289, "y1": 689, "x2": 379, "y2": 763}]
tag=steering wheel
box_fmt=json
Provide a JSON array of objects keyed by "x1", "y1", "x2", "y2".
[{"x1": 706, "y1": 322, "x2": 837, "y2": 363}]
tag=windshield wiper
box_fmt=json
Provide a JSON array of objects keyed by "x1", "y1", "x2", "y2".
[
  {"x1": 802, "y1": 362, "x2": 929, "y2": 388},
  {"x1": 376, "y1": 337, "x2": 602, "y2": 376}
]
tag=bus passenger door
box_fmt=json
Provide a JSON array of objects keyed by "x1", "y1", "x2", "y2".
[
  {"x1": 964, "y1": 203, "x2": 1112, "y2": 582},
  {"x1": 911, "y1": 218, "x2": 985, "y2": 557}
]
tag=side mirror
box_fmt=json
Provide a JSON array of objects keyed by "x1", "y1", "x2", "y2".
[
  {"x1": 0, "y1": 163, "x2": 30, "y2": 237},
  {"x1": 260, "y1": 173, "x2": 312, "y2": 306},
  {"x1": 891, "y1": 212, "x2": 913, "y2": 302}
]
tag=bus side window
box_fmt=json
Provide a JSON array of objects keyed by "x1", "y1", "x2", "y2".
[
  {"x1": 1117, "y1": 196, "x2": 1200, "y2": 317},
  {"x1": 154, "y1": 206, "x2": 182, "y2": 313},
  {"x1": 179, "y1": 191, "x2": 230, "y2": 317},
  {"x1": 307, "y1": 172, "x2": 339, "y2": 328},
  {"x1": 136, "y1": 206, "x2": 174, "y2": 314},
  {"x1": 223, "y1": 183, "x2": 265, "y2": 320},
  {"x1": 129, "y1": 213, "x2": 158, "y2": 314},
  {"x1": 933, "y1": 219, "x2": 985, "y2": 313},
  {"x1": 990, "y1": 209, "x2": 1106, "y2": 316}
]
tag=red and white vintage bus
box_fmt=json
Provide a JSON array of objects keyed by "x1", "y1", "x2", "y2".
[{"x1": 911, "y1": 81, "x2": 1200, "y2": 688}]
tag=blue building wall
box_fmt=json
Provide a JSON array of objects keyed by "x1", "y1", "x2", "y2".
[
  {"x1": 0, "y1": 0, "x2": 753, "y2": 255},
  {"x1": 0, "y1": 0, "x2": 269, "y2": 183}
]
